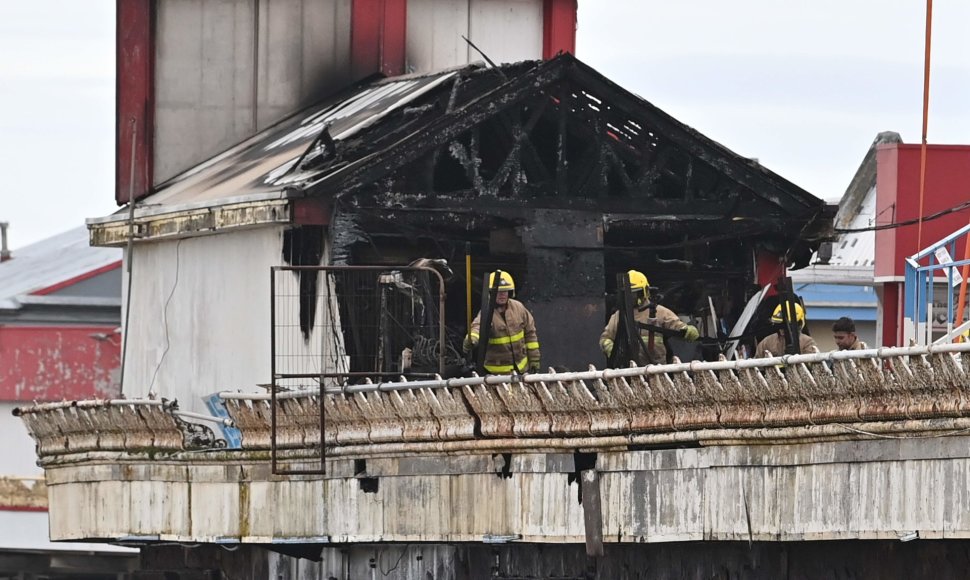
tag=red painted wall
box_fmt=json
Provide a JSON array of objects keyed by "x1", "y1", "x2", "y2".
[
  {"x1": 543, "y1": 0, "x2": 577, "y2": 58},
  {"x1": 351, "y1": 0, "x2": 407, "y2": 80},
  {"x1": 881, "y1": 283, "x2": 900, "y2": 347},
  {"x1": 0, "y1": 326, "x2": 120, "y2": 402},
  {"x1": 756, "y1": 250, "x2": 786, "y2": 296},
  {"x1": 874, "y1": 144, "x2": 970, "y2": 279},
  {"x1": 116, "y1": 0, "x2": 154, "y2": 205}
]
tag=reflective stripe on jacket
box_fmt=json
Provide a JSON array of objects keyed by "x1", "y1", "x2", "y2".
[{"x1": 470, "y1": 298, "x2": 540, "y2": 373}]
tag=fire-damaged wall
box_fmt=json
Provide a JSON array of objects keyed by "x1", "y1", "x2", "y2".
[
  {"x1": 520, "y1": 210, "x2": 604, "y2": 369},
  {"x1": 121, "y1": 226, "x2": 334, "y2": 412},
  {"x1": 314, "y1": 58, "x2": 827, "y2": 371},
  {"x1": 139, "y1": 540, "x2": 970, "y2": 579}
]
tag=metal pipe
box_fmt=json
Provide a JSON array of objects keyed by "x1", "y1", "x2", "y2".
[
  {"x1": 171, "y1": 410, "x2": 235, "y2": 427},
  {"x1": 33, "y1": 417, "x2": 970, "y2": 466},
  {"x1": 219, "y1": 341, "x2": 970, "y2": 400},
  {"x1": 0, "y1": 222, "x2": 10, "y2": 262},
  {"x1": 13, "y1": 398, "x2": 231, "y2": 427},
  {"x1": 13, "y1": 399, "x2": 165, "y2": 415},
  {"x1": 270, "y1": 266, "x2": 279, "y2": 473},
  {"x1": 267, "y1": 418, "x2": 970, "y2": 458},
  {"x1": 120, "y1": 120, "x2": 138, "y2": 392}
]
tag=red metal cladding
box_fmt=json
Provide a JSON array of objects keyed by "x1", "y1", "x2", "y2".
[
  {"x1": 881, "y1": 283, "x2": 901, "y2": 347},
  {"x1": 116, "y1": 0, "x2": 154, "y2": 205},
  {"x1": 292, "y1": 199, "x2": 332, "y2": 226},
  {"x1": 0, "y1": 326, "x2": 121, "y2": 402},
  {"x1": 543, "y1": 0, "x2": 577, "y2": 59},
  {"x1": 874, "y1": 144, "x2": 970, "y2": 279},
  {"x1": 756, "y1": 250, "x2": 785, "y2": 296},
  {"x1": 351, "y1": 0, "x2": 407, "y2": 80},
  {"x1": 380, "y1": 0, "x2": 406, "y2": 77}
]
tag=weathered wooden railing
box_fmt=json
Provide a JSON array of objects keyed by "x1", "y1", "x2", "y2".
[{"x1": 17, "y1": 343, "x2": 970, "y2": 458}]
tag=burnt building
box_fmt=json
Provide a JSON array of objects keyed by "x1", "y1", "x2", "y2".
[
  {"x1": 305, "y1": 54, "x2": 831, "y2": 367},
  {"x1": 91, "y1": 54, "x2": 829, "y2": 398}
]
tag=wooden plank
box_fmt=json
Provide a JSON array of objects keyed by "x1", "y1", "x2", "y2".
[{"x1": 580, "y1": 469, "x2": 603, "y2": 557}]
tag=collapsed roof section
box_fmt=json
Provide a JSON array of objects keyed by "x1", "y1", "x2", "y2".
[{"x1": 89, "y1": 54, "x2": 829, "y2": 258}]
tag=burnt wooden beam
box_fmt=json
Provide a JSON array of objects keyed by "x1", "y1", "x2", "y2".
[
  {"x1": 447, "y1": 134, "x2": 484, "y2": 194},
  {"x1": 566, "y1": 60, "x2": 821, "y2": 217},
  {"x1": 602, "y1": 145, "x2": 635, "y2": 194},
  {"x1": 556, "y1": 84, "x2": 568, "y2": 197},
  {"x1": 349, "y1": 188, "x2": 786, "y2": 223},
  {"x1": 567, "y1": 136, "x2": 604, "y2": 198},
  {"x1": 487, "y1": 98, "x2": 550, "y2": 195},
  {"x1": 496, "y1": 103, "x2": 552, "y2": 186},
  {"x1": 307, "y1": 60, "x2": 566, "y2": 198}
]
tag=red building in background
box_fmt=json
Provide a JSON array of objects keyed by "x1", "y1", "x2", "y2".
[
  {"x1": 0, "y1": 226, "x2": 134, "y2": 576},
  {"x1": 874, "y1": 144, "x2": 970, "y2": 346}
]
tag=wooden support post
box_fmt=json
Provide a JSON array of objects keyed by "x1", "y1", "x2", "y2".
[{"x1": 581, "y1": 469, "x2": 604, "y2": 557}]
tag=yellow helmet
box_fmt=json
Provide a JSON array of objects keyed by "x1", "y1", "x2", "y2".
[
  {"x1": 488, "y1": 270, "x2": 515, "y2": 295},
  {"x1": 771, "y1": 301, "x2": 806, "y2": 327},
  {"x1": 627, "y1": 270, "x2": 650, "y2": 291}
]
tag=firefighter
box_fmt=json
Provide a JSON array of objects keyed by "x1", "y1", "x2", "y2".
[
  {"x1": 754, "y1": 301, "x2": 818, "y2": 357},
  {"x1": 462, "y1": 271, "x2": 541, "y2": 374},
  {"x1": 599, "y1": 270, "x2": 699, "y2": 365}
]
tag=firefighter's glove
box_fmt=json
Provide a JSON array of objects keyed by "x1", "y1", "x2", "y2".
[
  {"x1": 601, "y1": 338, "x2": 614, "y2": 357},
  {"x1": 683, "y1": 325, "x2": 699, "y2": 342},
  {"x1": 528, "y1": 361, "x2": 541, "y2": 374},
  {"x1": 462, "y1": 334, "x2": 478, "y2": 353}
]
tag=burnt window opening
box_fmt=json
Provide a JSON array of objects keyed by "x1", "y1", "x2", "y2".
[
  {"x1": 282, "y1": 226, "x2": 325, "y2": 340},
  {"x1": 601, "y1": 234, "x2": 756, "y2": 363},
  {"x1": 568, "y1": 452, "x2": 598, "y2": 504},
  {"x1": 358, "y1": 476, "x2": 379, "y2": 494}
]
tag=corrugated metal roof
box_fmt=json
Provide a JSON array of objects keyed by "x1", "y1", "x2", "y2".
[
  {"x1": 90, "y1": 68, "x2": 464, "y2": 225},
  {"x1": 791, "y1": 182, "x2": 877, "y2": 286},
  {"x1": 829, "y1": 183, "x2": 876, "y2": 268},
  {"x1": 0, "y1": 226, "x2": 120, "y2": 310}
]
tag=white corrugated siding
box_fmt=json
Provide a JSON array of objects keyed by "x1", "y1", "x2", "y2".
[
  {"x1": 121, "y1": 227, "x2": 333, "y2": 412},
  {"x1": 154, "y1": 0, "x2": 353, "y2": 185},
  {"x1": 406, "y1": 0, "x2": 543, "y2": 72}
]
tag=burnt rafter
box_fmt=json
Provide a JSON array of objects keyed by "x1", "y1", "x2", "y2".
[
  {"x1": 305, "y1": 61, "x2": 565, "y2": 197},
  {"x1": 297, "y1": 53, "x2": 823, "y2": 234},
  {"x1": 565, "y1": 61, "x2": 819, "y2": 217}
]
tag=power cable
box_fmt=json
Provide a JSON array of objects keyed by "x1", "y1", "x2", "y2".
[
  {"x1": 148, "y1": 239, "x2": 183, "y2": 398},
  {"x1": 835, "y1": 199, "x2": 970, "y2": 234}
]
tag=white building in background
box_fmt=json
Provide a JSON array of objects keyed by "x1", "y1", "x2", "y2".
[{"x1": 0, "y1": 226, "x2": 136, "y2": 576}]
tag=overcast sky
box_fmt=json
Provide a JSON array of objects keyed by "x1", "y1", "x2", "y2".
[{"x1": 1, "y1": 1, "x2": 969, "y2": 249}]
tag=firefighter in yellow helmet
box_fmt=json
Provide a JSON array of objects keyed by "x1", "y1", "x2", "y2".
[
  {"x1": 754, "y1": 300, "x2": 818, "y2": 357},
  {"x1": 599, "y1": 270, "x2": 699, "y2": 365},
  {"x1": 463, "y1": 271, "x2": 541, "y2": 374}
]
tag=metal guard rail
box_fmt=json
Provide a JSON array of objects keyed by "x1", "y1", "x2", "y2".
[
  {"x1": 16, "y1": 343, "x2": 970, "y2": 457},
  {"x1": 220, "y1": 342, "x2": 970, "y2": 449}
]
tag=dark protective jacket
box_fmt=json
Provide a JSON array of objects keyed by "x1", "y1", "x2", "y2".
[
  {"x1": 600, "y1": 304, "x2": 685, "y2": 364},
  {"x1": 470, "y1": 299, "x2": 540, "y2": 373}
]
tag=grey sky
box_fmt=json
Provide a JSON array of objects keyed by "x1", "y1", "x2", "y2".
[
  {"x1": 0, "y1": 1, "x2": 115, "y2": 249},
  {"x1": 1, "y1": 1, "x2": 968, "y2": 249},
  {"x1": 577, "y1": 1, "x2": 970, "y2": 201}
]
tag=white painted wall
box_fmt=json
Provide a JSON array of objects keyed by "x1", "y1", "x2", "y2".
[
  {"x1": 154, "y1": 0, "x2": 352, "y2": 184},
  {"x1": 407, "y1": 0, "x2": 544, "y2": 72},
  {"x1": 0, "y1": 403, "x2": 42, "y2": 477},
  {"x1": 122, "y1": 227, "x2": 333, "y2": 412}
]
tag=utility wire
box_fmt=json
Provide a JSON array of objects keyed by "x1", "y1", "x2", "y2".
[{"x1": 835, "y1": 199, "x2": 970, "y2": 234}]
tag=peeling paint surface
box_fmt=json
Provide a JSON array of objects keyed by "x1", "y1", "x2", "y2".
[
  {"x1": 19, "y1": 343, "x2": 970, "y2": 547},
  {"x1": 0, "y1": 326, "x2": 120, "y2": 402}
]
